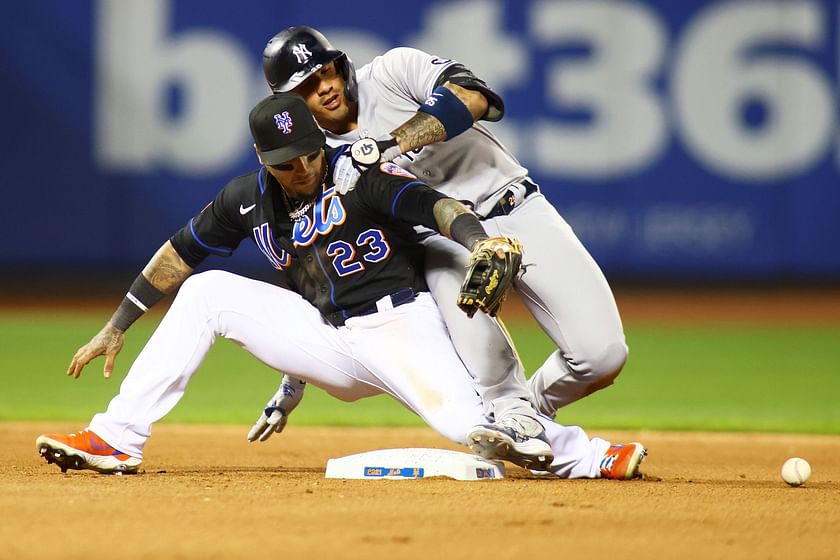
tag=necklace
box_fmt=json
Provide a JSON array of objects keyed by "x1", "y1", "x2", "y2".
[
  {"x1": 276, "y1": 164, "x2": 328, "y2": 221},
  {"x1": 281, "y1": 190, "x2": 313, "y2": 221}
]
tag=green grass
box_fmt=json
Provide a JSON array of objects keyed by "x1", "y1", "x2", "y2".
[
  {"x1": 1, "y1": 309, "x2": 838, "y2": 433},
  {"x1": 550, "y1": 325, "x2": 840, "y2": 433}
]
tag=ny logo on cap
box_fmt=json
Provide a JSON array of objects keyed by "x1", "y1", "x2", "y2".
[
  {"x1": 274, "y1": 111, "x2": 293, "y2": 134},
  {"x1": 292, "y1": 43, "x2": 313, "y2": 64}
]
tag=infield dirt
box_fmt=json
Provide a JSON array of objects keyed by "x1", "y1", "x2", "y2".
[
  {"x1": 3, "y1": 423, "x2": 839, "y2": 560},
  {"x1": 4, "y1": 288, "x2": 839, "y2": 558}
]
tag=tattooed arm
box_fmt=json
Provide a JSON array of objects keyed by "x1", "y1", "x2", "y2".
[
  {"x1": 67, "y1": 241, "x2": 193, "y2": 379},
  {"x1": 433, "y1": 198, "x2": 472, "y2": 238},
  {"x1": 390, "y1": 83, "x2": 488, "y2": 152},
  {"x1": 139, "y1": 240, "x2": 194, "y2": 293},
  {"x1": 433, "y1": 198, "x2": 489, "y2": 251}
]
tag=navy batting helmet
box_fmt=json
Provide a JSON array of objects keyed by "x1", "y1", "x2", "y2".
[{"x1": 262, "y1": 26, "x2": 358, "y2": 102}]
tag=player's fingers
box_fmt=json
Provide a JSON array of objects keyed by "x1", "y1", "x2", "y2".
[
  {"x1": 67, "y1": 347, "x2": 85, "y2": 376},
  {"x1": 69, "y1": 353, "x2": 88, "y2": 379},
  {"x1": 247, "y1": 415, "x2": 268, "y2": 442},
  {"x1": 249, "y1": 426, "x2": 268, "y2": 442},
  {"x1": 70, "y1": 361, "x2": 84, "y2": 379},
  {"x1": 246, "y1": 425, "x2": 263, "y2": 442},
  {"x1": 103, "y1": 354, "x2": 116, "y2": 379},
  {"x1": 259, "y1": 417, "x2": 282, "y2": 442},
  {"x1": 266, "y1": 409, "x2": 284, "y2": 427}
]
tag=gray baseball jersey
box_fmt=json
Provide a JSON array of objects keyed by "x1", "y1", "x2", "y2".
[
  {"x1": 324, "y1": 47, "x2": 527, "y2": 217},
  {"x1": 327, "y1": 46, "x2": 628, "y2": 421}
]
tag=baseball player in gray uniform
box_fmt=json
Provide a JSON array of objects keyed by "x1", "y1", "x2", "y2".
[
  {"x1": 35, "y1": 93, "x2": 645, "y2": 479},
  {"x1": 250, "y1": 27, "x2": 630, "y2": 456}
]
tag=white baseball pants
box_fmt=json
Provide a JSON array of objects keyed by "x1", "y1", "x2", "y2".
[{"x1": 88, "y1": 270, "x2": 610, "y2": 477}]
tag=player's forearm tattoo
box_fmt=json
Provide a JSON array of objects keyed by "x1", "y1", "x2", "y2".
[
  {"x1": 391, "y1": 112, "x2": 447, "y2": 152},
  {"x1": 142, "y1": 241, "x2": 193, "y2": 293},
  {"x1": 111, "y1": 242, "x2": 192, "y2": 332},
  {"x1": 433, "y1": 199, "x2": 470, "y2": 238}
]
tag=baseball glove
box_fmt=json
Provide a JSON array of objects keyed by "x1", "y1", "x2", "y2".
[{"x1": 457, "y1": 237, "x2": 523, "y2": 318}]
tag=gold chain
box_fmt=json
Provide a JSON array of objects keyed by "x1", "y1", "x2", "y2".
[
  {"x1": 276, "y1": 163, "x2": 328, "y2": 221},
  {"x1": 281, "y1": 190, "x2": 313, "y2": 221}
]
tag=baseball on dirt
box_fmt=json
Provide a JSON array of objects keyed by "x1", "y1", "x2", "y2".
[{"x1": 781, "y1": 457, "x2": 811, "y2": 486}]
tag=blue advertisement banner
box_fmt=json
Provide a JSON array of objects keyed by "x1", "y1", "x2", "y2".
[{"x1": 3, "y1": 0, "x2": 839, "y2": 280}]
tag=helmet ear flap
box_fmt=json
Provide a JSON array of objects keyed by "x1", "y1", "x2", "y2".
[{"x1": 337, "y1": 54, "x2": 358, "y2": 103}]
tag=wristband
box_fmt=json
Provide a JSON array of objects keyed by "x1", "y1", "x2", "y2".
[
  {"x1": 418, "y1": 86, "x2": 475, "y2": 140},
  {"x1": 110, "y1": 274, "x2": 166, "y2": 331},
  {"x1": 450, "y1": 212, "x2": 487, "y2": 250}
]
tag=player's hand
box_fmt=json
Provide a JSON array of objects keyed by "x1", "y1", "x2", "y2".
[
  {"x1": 66, "y1": 322, "x2": 125, "y2": 379},
  {"x1": 247, "y1": 375, "x2": 307, "y2": 442},
  {"x1": 333, "y1": 145, "x2": 363, "y2": 195}
]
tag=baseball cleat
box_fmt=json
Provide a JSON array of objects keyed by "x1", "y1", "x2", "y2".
[
  {"x1": 36, "y1": 429, "x2": 142, "y2": 475},
  {"x1": 599, "y1": 442, "x2": 647, "y2": 479},
  {"x1": 466, "y1": 419, "x2": 554, "y2": 471}
]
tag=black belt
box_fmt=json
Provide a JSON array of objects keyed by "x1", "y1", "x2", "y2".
[
  {"x1": 328, "y1": 287, "x2": 418, "y2": 326},
  {"x1": 484, "y1": 179, "x2": 539, "y2": 219}
]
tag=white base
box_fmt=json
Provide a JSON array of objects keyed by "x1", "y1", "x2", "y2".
[{"x1": 325, "y1": 448, "x2": 505, "y2": 481}]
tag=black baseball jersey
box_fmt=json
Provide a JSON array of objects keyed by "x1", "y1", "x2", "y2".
[{"x1": 170, "y1": 147, "x2": 450, "y2": 326}]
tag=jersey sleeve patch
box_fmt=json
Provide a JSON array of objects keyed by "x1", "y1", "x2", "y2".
[{"x1": 379, "y1": 162, "x2": 416, "y2": 178}]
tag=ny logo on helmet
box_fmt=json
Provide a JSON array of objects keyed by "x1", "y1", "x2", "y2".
[
  {"x1": 292, "y1": 44, "x2": 313, "y2": 64},
  {"x1": 274, "y1": 111, "x2": 293, "y2": 134}
]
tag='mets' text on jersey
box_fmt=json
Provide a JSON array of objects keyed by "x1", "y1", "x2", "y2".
[{"x1": 170, "y1": 148, "x2": 450, "y2": 326}]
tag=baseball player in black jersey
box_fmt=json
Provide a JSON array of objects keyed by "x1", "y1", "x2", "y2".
[
  {"x1": 34, "y1": 93, "x2": 644, "y2": 478},
  {"x1": 251, "y1": 28, "x2": 644, "y2": 471}
]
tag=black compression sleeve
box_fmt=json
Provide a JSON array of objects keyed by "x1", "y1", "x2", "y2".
[
  {"x1": 390, "y1": 184, "x2": 449, "y2": 229},
  {"x1": 449, "y1": 213, "x2": 488, "y2": 250},
  {"x1": 110, "y1": 274, "x2": 166, "y2": 331}
]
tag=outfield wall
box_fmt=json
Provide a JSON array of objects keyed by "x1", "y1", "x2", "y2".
[{"x1": 2, "y1": 0, "x2": 839, "y2": 281}]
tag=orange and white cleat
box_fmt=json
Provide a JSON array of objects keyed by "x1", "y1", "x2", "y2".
[
  {"x1": 599, "y1": 442, "x2": 647, "y2": 479},
  {"x1": 36, "y1": 429, "x2": 141, "y2": 475}
]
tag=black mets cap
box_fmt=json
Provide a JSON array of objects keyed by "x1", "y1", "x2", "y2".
[{"x1": 249, "y1": 92, "x2": 326, "y2": 166}]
